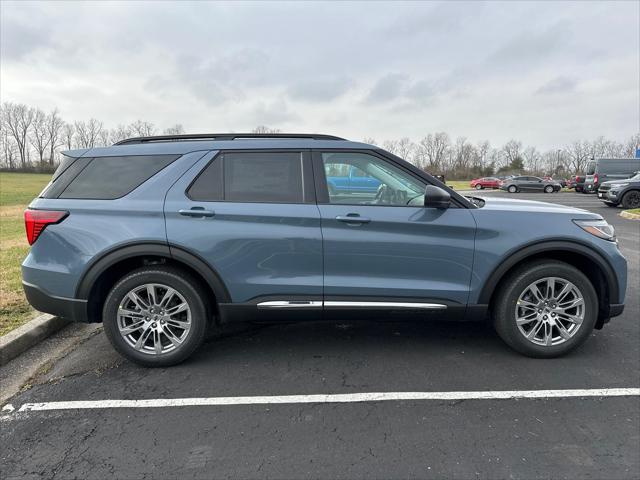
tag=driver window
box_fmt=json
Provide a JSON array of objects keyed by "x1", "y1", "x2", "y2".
[{"x1": 322, "y1": 152, "x2": 425, "y2": 206}]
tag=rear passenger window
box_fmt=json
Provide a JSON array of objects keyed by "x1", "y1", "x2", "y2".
[
  {"x1": 188, "y1": 152, "x2": 304, "y2": 203},
  {"x1": 59, "y1": 155, "x2": 179, "y2": 199}
]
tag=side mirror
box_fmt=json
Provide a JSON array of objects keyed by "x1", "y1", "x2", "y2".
[{"x1": 424, "y1": 185, "x2": 451, "y2": 209}]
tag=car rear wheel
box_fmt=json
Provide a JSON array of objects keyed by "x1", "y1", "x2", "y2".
[
  {"x1": 508, "y1": 185, "x2": 518, "y2": 193},
  {"x1": 493, "y1": 260, "x2": 597, "y2": 358},
  {"x1": 103, "y1": 266, "x2": 208, "y2": 367},
  {"x1": 544, "y1": 185, "x2": 554, "y2": 193},
  {"x1": 621, "y1": 190, "x2": 640, "y2": 209}
]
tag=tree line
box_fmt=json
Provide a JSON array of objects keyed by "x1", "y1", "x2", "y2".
[{"x1": 1, "y1": 101, "x2": 638, "y2": 178}]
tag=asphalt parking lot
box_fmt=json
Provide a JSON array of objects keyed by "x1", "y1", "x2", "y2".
[{"x1": 1, "y1": 191, "x2": 639, "y2": 480}]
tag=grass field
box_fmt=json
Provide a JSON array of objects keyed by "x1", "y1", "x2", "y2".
[
  {"x1": 445, "y1": 180, "x2": 474, "y2": 191},
  {"x1": 0, "y1": 172, "x2": 51, "y2": 335}
]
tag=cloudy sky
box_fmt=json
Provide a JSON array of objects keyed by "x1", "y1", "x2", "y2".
[{"x1": 1, "y1": 1, "x2": 638, "y2": 149}]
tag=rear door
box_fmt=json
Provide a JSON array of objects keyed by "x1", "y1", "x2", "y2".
[
  {"x1": 164, "y1": 150, "x2": 323, "y2": 310},
  {"x1": 313, "y1": 150, "x2": 476, "y2": 310}
]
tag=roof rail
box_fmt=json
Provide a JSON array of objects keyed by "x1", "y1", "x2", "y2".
[{"x1": 114, "y1": 133, "x2": 347, "y2": 145}]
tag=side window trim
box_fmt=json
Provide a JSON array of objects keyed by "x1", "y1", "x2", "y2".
[{"x1": 186, "y1": 149, "x2": 315, "y2": 204}]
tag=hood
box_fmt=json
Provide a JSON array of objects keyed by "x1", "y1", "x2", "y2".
[
  {"x1": 472, "y1": 196, "x2": 599, "y2": 217},
  {"x1": 602, "y1": 178, "x2": 637, "y2": 186}
]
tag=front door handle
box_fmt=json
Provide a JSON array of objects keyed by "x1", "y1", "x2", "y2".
[
  {"x1": 179, "y1": 208, "x2": 215, "y2": 218},
  {"x1": 335, "y1": 214, "x2": 371, "y2": 224}
]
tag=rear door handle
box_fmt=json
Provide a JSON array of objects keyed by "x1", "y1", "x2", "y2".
[
  {"x1": 179, "y1": 208, "x2": 215, "y2": 218},
  {"x1": 335, "y1": 214, "x2": 371, "y2": 224}
]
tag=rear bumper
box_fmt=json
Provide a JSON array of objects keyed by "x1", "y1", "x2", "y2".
[{"x1": 23, "y1": 281, "x2": 88, "y2": 322}]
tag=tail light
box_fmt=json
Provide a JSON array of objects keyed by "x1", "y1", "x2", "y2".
[
  {"x1": 594, "y1": 174, "x2": 599, "y2": 185},
  {"x1": 24, "y1": 209, "x2": 68, "y2": 245}
]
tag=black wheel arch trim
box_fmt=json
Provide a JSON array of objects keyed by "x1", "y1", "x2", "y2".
[
  {"x1": 75, "y1": 241, "x2": 231, "y2": 303},
  {"x1": 478, "y1": 240, "x2": 619, "y2": 305}
]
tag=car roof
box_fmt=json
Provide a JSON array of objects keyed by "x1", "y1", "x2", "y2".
[{"x1": 64, "y1": 134, "x2": 375, "y2": 158}]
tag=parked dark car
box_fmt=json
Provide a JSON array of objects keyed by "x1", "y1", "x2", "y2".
[
  {"x1": 598, "y1": 172, "x2": 640, "y2": 208},
  {"x1": 500, "y1": 176, "x2": 562, "y2": 193},
  {"x1": 544, "y1": 176, "x2": 568, "y2": 188},
  {"x1": 584, "y1": 158, "x2": 640, "y2": 193}
]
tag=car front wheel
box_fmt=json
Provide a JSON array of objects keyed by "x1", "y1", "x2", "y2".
[
  {"x1": 475, "y1": 184, "x2": 483, "y2": 190},
  {"x1": 621, "y1": 190, "x2": 640, "y2": 209},
  {"x1": 508, "y1": 185, "x2": 518, "y2": 193},
  {"x1": 544, "y1": 185, "x2": 554, "y2": 193},
  {"x1": 103, "y1": 266, "x2": 208, "y2": 367},
  {"x1": 493, "y1": 260, "x2": 597, "y2": 358}
]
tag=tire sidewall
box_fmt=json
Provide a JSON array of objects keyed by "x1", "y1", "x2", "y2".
[
  {"x1": 103, "y1": 267, "x2": 208, "y2": 367},
  {"x1": 508, "y1": 185, "x2": 517, "y2": 193},
  {"x1": 544, "y1": 185, "x2": 553, "y2": 193},
  {"x1": 494, "y1": 262, "x2": 598, "y2": 358}
]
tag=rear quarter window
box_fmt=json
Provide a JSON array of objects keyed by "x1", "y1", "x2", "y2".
[{"x1": 59, "y1": 155, "x2": 179, "y2": 199}]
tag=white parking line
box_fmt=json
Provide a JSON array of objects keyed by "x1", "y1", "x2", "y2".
[{"x1": 14, "y1": 388, "x2": 640, "y2": 412}]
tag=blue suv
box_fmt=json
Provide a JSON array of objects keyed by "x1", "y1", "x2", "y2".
[{"x1": 22, "y1": 133, "x2": 627, "y2": 366}]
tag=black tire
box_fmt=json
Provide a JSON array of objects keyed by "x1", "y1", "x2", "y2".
[
  {"x1": 603, "y1": 201, "x2": 618, "y2": 207},
  {"x1": 103, "y1": 266, "x2": 209, "y2": 367},
  {"x1": 544, "y1": 185, "x2": 554, "y2": 193},
  {"x1": 621, "y1": 190, "x2": 640, "y2": 209},
  {"x1": 493, "y1": 260, "x2": 598, "y2": 358},
  {"x1": 508, "y1": 185, "x2": 518, "y2": 193},
  {"x1": 475, "y1": 184, "x2": 483, "y2": 190}
]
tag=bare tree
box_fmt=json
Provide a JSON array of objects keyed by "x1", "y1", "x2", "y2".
[
  {"x1": 622, "y1": 133, "x2": 640, "y2": 157},
  {"x1": 452, "y1": 137, "x2": 475, "y2": 174},
  {"x1": 362, "y1": 137, "x2": 377, "y2": 146},
  {"x1": 75, "y1": 118, "x2": 103, "y2": 148},
  {"x1": 415, "y1": 132, "x2": 450, "y2": 171},
  {"x1": 163, "y1": 124, "x2": 185, "y2": 135},
  {"x1": 395, "y1": 137, "x2": 416, "y2": 162},
  {"x1": 565, "y1": 141, "x2": 590, "y2": 174},
  {"x1": 110, "y1": 124, "x2": 132, "y2": 144},
  {"x1": 46, "y1": 109, "x2": 65, "y2": 165},
  {"x1": 522, "y1": 146, "x2": 542, "y2": 173},
  {"x1": 501, "y1": 139, "x2": 523, "y2": 168},
  {"x1": 98, "y1": 128, "x2": 111, "y2": 147},
  {"x1": 2, "y1": 102, "x2": 36, "y2": 168},
  {"x1": 382, "y1": 139, "x2": 399, "y2": 155},
  {"x1": 29, "y1": 108, "x2": 51, "y2": 164},
  {"x1": 251, "y1": 125, "x2": 281, "y2": 134},
  {"x1": 0, "y1": 126, "x2": 18, "y2": 169},
  {"x1": 62, "y1": 123, "x2": 75, "y2": 150},
  {"x1": 129, "y1": 120, "x2": 156, "y2": 137},
  {"x1": 475, "y1": 140, "x2": 491, "y2": 169}
]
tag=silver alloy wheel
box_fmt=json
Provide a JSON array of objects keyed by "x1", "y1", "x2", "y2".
[
  {"x1": 117, "y1": 283, "x2": 192, "y2": 355},
  {"x1": 508, "y1": 185, "x2": 517, "y2": 193},
  {"x1": 476, "y1": 184, "x2": 483, "y2": 190},
  {"x1": 515, "y1": 277, "x2": 585, "y2": 346},
  {"x1": 545, "y1": 185, "x2": 554, "y2": 193}
]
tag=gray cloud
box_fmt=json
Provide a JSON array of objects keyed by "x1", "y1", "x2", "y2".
[
  {"x1": 364, "y1": 74, "x2": 408, "y2": 104},
  {"x1": 0, "y1": 1, "x2": 637, "y2": 148},
  {"x1": 535, "y1": 76, "x2": 578, "y2": 95},
  {"x1": 289, "y1": 77, "x2": 352, "y2": 102}
]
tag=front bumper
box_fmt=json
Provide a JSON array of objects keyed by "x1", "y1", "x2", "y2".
[{"x1": 23, "y1": 281, "x2": 88, "y2": 322}]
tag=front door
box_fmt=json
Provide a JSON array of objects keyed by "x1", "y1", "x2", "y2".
[{"x1": 313, "y1": 151, "x2": 476, "y2": 310}]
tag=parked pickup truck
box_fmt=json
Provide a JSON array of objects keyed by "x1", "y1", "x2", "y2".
[{"x1": 326, "y1": 165, "x2": 381, "y2": 194}]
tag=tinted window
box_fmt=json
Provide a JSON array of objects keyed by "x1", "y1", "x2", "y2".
[
  {"x1": 586, "y1": 161, "x2": 596, "y2": 175},
  {"x1": 224, "y1": 152, "x2": 303, "y2": 203},
  {"x1": 188, "y1": 157, "x2": 223, "y2": 201},
  {"x1": 189, "y1": 152, "x2": 304, "y2": 203},
  {"x1": 60, "y1": 155, "x2": 178, "y2": 199}
]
